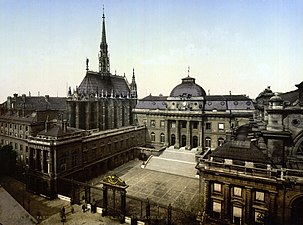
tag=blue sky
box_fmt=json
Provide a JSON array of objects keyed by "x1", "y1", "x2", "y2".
[{"x1": 0, "y1": 0, "x2": 302, "y2": 102}]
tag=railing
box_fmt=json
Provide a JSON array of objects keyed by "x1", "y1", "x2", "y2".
[{"x1": 198, "y1": 159, "x2": 303, "y2": 181}]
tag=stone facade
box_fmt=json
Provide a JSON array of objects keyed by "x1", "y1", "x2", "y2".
[
  {"x1": 196, "y1": 82, "x2": 303, "y2": 225},
  {"x1": 26, "y1": 124, "x2": 146, "y2": 198},
  {"x1": 0, "y1": 94, "x2": 66, "y2": 167},
  {"x1": 134, "y1": 76, "x2": 254, "y2": 150}
]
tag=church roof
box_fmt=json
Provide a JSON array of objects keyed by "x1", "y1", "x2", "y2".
[{"x1": 78, "y1": 71, "x2": 130, "y2": 96}]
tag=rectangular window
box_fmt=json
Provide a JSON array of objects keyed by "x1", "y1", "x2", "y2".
[
  {"x1": 205, "y1": 137, "x2": 211, "y2": 148},
  {"x1": 255, "y1": 191, "x2": 265, "y2": 201},
  {"x1": 150, "y1": 120, "x2": 156, "y2": 127},
  {"x1": 160, "y1": 120, "x2": 165, "y2": 127},
  {"x1": 233, "y1": 206, "x2": 242, "y2": 225},
  {"x1": 171, "y1": 122, "x2": 176, "y2": 128},
  {"x1": 214, "y1": 183, "x2": 222, "y2": 192},
  {"x1": 233, "y1": 187, "x2": 242, "y2": 197},
  {"x1": 181, "y1": 121, "x2": 187, "y2": 128},
  {"x1": 212, "y1": 201, "x2": 221, "y2": 219},
  {"x1": 218, "y1": 123, "x2": 225, "y2": 130},
  {"x1": 206, "y1": 122, "x2": 211, "y2": 130}
]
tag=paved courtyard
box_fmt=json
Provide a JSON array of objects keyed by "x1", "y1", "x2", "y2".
[{"x1": 92, "y1": 159, "x2": 200, "y2": 211}]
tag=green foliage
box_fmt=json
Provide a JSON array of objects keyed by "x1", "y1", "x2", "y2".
[{"x1": 0, "y1": 145, "x2": 17, "y2": 176}]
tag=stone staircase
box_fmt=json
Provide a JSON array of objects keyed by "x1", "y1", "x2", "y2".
[{"x1": 144, "y1": 146, "x2": 199, "y2": 178}]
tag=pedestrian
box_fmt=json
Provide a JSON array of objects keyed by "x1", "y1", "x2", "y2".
[{"x1": 82, "y1": 204, "x2": 86, "y2": 212}]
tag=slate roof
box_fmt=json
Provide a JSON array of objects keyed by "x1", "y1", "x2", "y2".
[
  {"x1": 78, "y1": 71, "x2": 130, "y2": 96},
  {"x1": 37, "y1": 124, "x2": 82, "y2": 137},
  {"x1": 210, "y1": 140, "x2": 272, "y2": 164},
  {"x1": 205, "y1": 95, "x2": 254, "y2": 111},
  {"x1": 136, "y1": 95, "x2": 167, "y2": 109},
  {"x1": 135, "y1": 94, "x2": 254, "y2": 110},
  {"x1": 8, "y1": 96, "x2": 66, "y2": 111},
  {"x1": 280, "y1": 90, "x2": 299, "y2": 105},
  {"x1": 170, "y1": 76, "x2": 206, "y2": 97}
]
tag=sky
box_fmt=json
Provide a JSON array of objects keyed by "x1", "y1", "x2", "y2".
[{"x1": 0, "y1": 0, "x2": 303, "y2": 103}]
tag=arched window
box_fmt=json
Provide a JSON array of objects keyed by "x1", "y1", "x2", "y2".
[
  {"x1": 192, "y1": 136, "x2": 198, "y2": 148},
  {"x1": 205, "y1": 137, "x2": 211, "y2": 148},
  {"x1": 151, "y1": 132, "x2": 155, "y2": 142},
  {"x1": 181, "y1": 135, "x2": 186, "y2": 147},
  {"x1": 160, "y1": 133, "x2": 165, "y2": 143},
  {"x1": 171, "y1": 134, "x2": 176, "y2": 145},
  {"x1": 218, "y1": 138, "x2": 224, "y2": 147}
]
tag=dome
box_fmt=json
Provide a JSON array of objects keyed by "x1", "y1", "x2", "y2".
[
  {"x1": 269, "y1": 94, "x2": 283, "y2": 102},
  {"x1": 170, "y1": 76, "x2": 206, "y2": 97}
]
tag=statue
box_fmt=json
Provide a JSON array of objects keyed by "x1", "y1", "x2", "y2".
[{"x1": 86, "y1": 58, "x2": 89, "y2": 71}]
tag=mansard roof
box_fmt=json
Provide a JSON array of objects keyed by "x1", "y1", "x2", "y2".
[
  {"x1": 136, "y1": 95, "x2": 167, "y2": 109},
  {"x1": 78, "y1": 71, "x2": 130, "y2": 96}
]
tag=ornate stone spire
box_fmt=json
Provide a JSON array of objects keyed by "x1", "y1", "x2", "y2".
[
  {"x1": 99, "y1": 6, "x2": 110, "y2": 75},
  {"x1": 130, "y1": 68, "x2": 138, "y2": 98}
]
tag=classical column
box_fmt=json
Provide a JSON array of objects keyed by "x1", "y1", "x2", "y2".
[
  {"x1": 186, "y1": 120, "x2": 191, "y2": 150},
  {"x1": 223, "y1": 183, "x2": 230, "y2": 221},
  {"x1": 75, "y1": 102, "x2": 80, "y2": 129},
  {"x1": 174, "y1": 120, "x2": 180, "y2": 149},
  {"x1": 244, "y1": 187, "x2": 252, "y2": 224},
  {"x1": 41, "y1": 150, "x2": 44, "y2": 173},
  {"x1": 198, "y1": 121, "x2": 202, "y2": 150},
  {"x1": 164, "y1": 120, "x2": 169, "y2": 146},
  {"x1": 269, "y1": 192, "x2": 277, "y2": 222},
  {"x1": 204, "y1": 180, "x2": 210, "y2": 215},
  {"x1": 85, "y1": 102, "x2": 90, "y2": 130}
]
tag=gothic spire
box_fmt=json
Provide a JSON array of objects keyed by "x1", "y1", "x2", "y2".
[
  {"x1": 99, "y1": 6, "x2": 110, "y2": 75},
  {"x1": 130, "y1": 68, "x2": 138, "y2": 98}
]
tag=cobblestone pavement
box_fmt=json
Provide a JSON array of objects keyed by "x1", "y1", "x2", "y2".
[{"x1": 92, "y1": 159, "x2": 200, "y2": 211}]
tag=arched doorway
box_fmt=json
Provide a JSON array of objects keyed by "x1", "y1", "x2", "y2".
[
  {"x1": 291, "y1": 197, "x2": 303, "y2": 225},
  {"x1": 171, "y1": 134, "x2": 176, "y2": 146},
  {"x1": 192, "y1": 136, "x2": 198, "y2": 148},
  {"x1": 181, "y1": 135, "x2": 186, "y2": 147}
]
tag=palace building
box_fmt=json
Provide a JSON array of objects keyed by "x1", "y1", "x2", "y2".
[{"x1": 134, "y1": 75, "x2": 255, "y2": 150}]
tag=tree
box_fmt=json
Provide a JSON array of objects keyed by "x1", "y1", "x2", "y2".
[{"x1": 0, "y1": 145, "x2": 17, "y2": 176}]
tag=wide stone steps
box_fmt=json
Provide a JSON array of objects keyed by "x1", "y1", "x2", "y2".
[
  {"x1": 144, "y1": 148, "x2": 198, "y2": 178},
  {"x1": 160, "y1": 150, "x2": 196, "y2": 163}
]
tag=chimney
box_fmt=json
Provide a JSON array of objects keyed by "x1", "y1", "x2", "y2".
[{"x1": 45, "y1": 116, "x2": 49, "y2": 132}]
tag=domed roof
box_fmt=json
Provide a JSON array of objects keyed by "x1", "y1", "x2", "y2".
[
  {"x1": 170, "y1": 76, "x2": 206, "y2": 97},
  {"x1": 269, "y1": 94, "x2": 283, "y2": 102}
]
